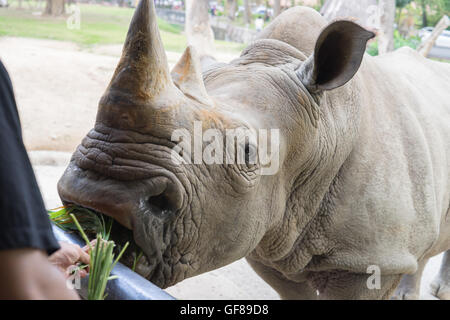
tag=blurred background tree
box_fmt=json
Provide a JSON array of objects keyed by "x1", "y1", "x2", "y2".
[
  {"x1": 244, "y1": 0, "x2": 252, "y2": 23},
  {"x1": 423, "y1": 0, "x2": 450, "y2": 26},
  {"x1": 186, "y1": 0, "x2": 215, "y2": 56},
  {"x1": 379, "y1": 0, "x2": 396, "y2": 54},
  {"x1": 226, "y1": 0, "x2": 237, "y2": 20},
  {"x1": 273, "y1": 0, "x2": 280, "y2": 17},
  {"x1": 45, "y1": 0, "x2": 65, "y2": 15},
  {"x1": 396, "y1": 0, "x2": 412, "y2": 24}
]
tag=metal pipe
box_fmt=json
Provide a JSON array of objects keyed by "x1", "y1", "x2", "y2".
[{"x1": 52, "y1": 225, "x2": 175, "y2": 300}]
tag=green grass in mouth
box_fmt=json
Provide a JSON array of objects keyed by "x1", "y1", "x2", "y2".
[
  {"x1": 48, "y1": 204, "x2": 113, "y2": 240},
  {"x1": 48, "y1": 205, "x2": 144, "y2": 269}
]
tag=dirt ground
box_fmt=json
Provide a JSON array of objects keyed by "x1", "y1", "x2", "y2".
[
  {"x1": 0, "y1": 36, "x2": 237, "y2": 152},
  {"x1": 2, "y1": 37, "x2": 443, "y2": 299}
]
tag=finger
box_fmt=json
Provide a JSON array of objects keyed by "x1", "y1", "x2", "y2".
[
  {"x1": 77, "y1": 248, "x2": 90, "y2": 265},
  {"x1": 63, "y1": 245, "x2": 83, "y2": 265},
  {"x1": 79, "y1": 269, "x2": 88, "y2": 278},
  {"x1": 82, "y1": 239, "x2": 97, "y2": 252}
]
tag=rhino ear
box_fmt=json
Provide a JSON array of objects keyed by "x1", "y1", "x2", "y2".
[
  {"x1": 171, "y1": 45, "x2": 213, "y2": 105},
  {"x1": 297, "y1": 21, "x2": 375, "y2": 93}
]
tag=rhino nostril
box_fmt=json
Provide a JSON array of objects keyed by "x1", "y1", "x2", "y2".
[{"x1": 147, "y1": 193, "x2": 174, "y2": 218}]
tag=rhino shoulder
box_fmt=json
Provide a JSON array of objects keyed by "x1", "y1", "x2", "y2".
[{"x1": 376, "y1": 46, "x2": 450, "y2": 71}]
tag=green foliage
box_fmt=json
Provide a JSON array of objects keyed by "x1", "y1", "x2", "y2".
[
  {"x1": 392, "y1": 30, "x2": 421, "y2": 49},
  {"x1": 0, "y1": 3, "x2": 181, "y2": 47},
  {"x1": 396, "y1": 0, "x2": 413, "y2": 8},
  {"x1": 435, "y1": 0, "x2": 450, "y2": 13},
  {"x1": 366, "y1": 42, "x2": 379, "y2": 56},
  {"x1": 418, "y1": 0, "x2": 450, "y2": 27},
  {"x1": 132, "y1": 250, "x2": 144, "y2": 272},
  {"x1": 0, "y1": 3, "x2": 243, "y2": 53},
  {"x1": 48, "y1": 205, "x2": 113, "y2": 240},
  {"x1": 367, "y1": 30, "x2": 421, "y2": 56}
]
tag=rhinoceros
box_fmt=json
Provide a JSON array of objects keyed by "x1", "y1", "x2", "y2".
[{"x1": 57, "y1": 0, "x2": 450, "y2": 299}]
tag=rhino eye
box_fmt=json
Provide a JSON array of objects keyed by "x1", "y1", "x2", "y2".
[{"x1": 244, "y1": 143, "x2": 257, "y2": 166}]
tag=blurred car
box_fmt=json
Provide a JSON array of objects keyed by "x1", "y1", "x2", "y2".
[
  {"x1": 126, "y1": 0, "x2": 136, "y2": 8},
  {"x1": 252, "y1": 5, "x2": 267, "y2": 15},
  {"x1": 0, "y1": 0, "x2": 8, "y2": 7},
  {"x1": 171, "y1": 0, "x2": 182, "y2": 10},
  {"x1": 419, "y1": 27, "x2": 450, "y2": 48},
  {"x1": 251, "y1": 5, "x2": 273, "y2": 17}
]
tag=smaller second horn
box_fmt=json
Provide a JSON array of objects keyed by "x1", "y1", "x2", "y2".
[{"x1": 171, "y1": 46, "x2": 213, "y2": 106}]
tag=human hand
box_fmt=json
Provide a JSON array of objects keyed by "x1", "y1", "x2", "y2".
[{"x1": 48, "y1": 241, "x2": 94, "y2": 278}]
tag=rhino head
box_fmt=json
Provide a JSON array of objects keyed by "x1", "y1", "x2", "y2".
[{"x1": 58, "y1": 1, "x2": 374, "y2": 288}]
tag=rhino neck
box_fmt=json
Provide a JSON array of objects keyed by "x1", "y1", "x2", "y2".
[{"x1": 248, "y1": 74, "x2": 365, "y2": 278}]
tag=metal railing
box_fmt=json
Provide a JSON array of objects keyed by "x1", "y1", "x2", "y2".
[{"x1": 52, "y1": 225, "x2": 175, "y2": 300}]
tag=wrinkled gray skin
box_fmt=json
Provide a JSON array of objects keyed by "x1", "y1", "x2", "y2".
[{"x1": 58, "y1": 2, "x2": 450, "y2": 300}]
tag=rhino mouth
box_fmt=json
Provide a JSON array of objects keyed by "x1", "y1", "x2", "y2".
[
  {"x1": 58, "y1": 146, "x2": 188, "y2": 287},
  {"x1": 59, "y1": 198, "x2": 181, "y2": 288}
]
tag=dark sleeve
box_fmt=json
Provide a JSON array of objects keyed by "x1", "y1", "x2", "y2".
[{"x1": 0, "y1": 60, "x2": 60, "y2": 255}]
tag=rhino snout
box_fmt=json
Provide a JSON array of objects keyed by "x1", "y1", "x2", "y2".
[{"x1": 57, "y1": 161, "x2": 185, "y2": 230}]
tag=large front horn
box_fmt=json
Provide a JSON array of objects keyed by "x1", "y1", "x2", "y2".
[{"x1": 107, "y1": 0, "x2": 171, "y2": 100}]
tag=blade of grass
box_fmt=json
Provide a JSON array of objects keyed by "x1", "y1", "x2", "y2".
[
  {"x1": 70, "y1": 214, "x2": 91, "y2": 250},
  {"x1": 132, "y1": 250, "x2": 143, "y2": 272},
  {"x1": 55, "y1": 208, "x2": 128, "y2": 300},
  {"x1": 112, "y1": 241, "x2": 129, "y2": 270}
]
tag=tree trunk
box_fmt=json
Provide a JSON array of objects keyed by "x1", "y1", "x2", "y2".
[
  {"x1": 421, "y1": 0, "x2": 428, "y2": 27},
  {"x1": 320, "y1": 0, "x2": 378, "y2": 28},
  {"x1": 226, "y1": 0, "x2": 237, "y2": 21},
  {"x1": 378, "y1": 0, "x2": 395, "y2": 55},
  {"x1": 418, "y1": 15, "x2": 450, "y2": 57},
  {"x1": 185, "y1": 0, "x2": 215, "y2": 58},
  {"x1": 396, "y1": 7, "x2": 403, "y2": 26},
  {"x1": 45, "y1": 0, "x2": 65, "y2": 16},
  {"x1": 273, "y1": 0, "x2": 281, "y2": 17},
  {"x1": 244, "y1": 0, "x2": 252, "y2": 24}
]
